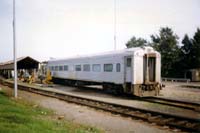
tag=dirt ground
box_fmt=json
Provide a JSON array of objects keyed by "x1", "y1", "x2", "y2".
[
  {"x1": 160, "y1": 81, "x2": 200, "y2": 102},
  {"x1": 0, "y1": 84, "x2": 175, "y2": 133}
]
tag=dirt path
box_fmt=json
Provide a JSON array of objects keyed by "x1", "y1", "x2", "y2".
[
  {"x1": 161, "y1": 82, "x2": 200, "y2": 102},
  {"x1": 0, "y1": 85, "x2": 175, "y2": 133}
]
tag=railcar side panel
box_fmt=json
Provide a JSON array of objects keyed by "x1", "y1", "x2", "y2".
[
  {"x1": 48, "y1": 54, "x2": 126, "y2": 84},
  {"x1": 133, "y1": 53, "x2": 144, "y2": 84}
]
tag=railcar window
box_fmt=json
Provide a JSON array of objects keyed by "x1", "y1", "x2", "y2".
[
  {"x1": 92, "y1": 64, "x2": 101, "y2": 72},
  {"x1": 116, "y1": 63, "x2": 120, "y2": 72},
  {"x1": 55, "y1": 66, "x2": 59, "y2": 71},
  {"x1": 104, "y1": 64, "x2": 113, "y2": 72},
  {"x1": 83, "y1": 64, "x2": 90, "y2": 71},
  {"x1": 75, "y1": 65, "x2": 81, "y2": 71},
  {"x1": 64, "y1": 65, "x2": 68, "y2": 71},
  {"x1": 59, "y1": 66, "x2": 63, "y2": 71},
  {"x1": 51, "y1": 66, "x2": 54, "y2": 71},
  {"x1": 127, "y1": 58, "x2": 132, "y2": 67}
]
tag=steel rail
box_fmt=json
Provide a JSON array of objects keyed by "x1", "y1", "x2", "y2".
[
  {"x1": 136, "y1": 96, "x2": 200, "y2": 112},
  {"x1": 81, "y1": 85, "x2": 200, "y2": 111}
]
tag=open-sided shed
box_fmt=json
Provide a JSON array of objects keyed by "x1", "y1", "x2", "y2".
[
  {"x1": 0, "y1": 56, "x2": 40, "y2": 78},
  {"x1": 0, "y1": 56, "x2": 39, "y2": 70}
]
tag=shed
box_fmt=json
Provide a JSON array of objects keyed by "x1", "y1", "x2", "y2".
[
  {"x1": 187, "y1": 69, "x2": 200, "y2": 82},
  {"x1": 0, "y1": 56, "x2": 40, "y2": 78},
  {"x1": 0, "y1": 56, "x2": 39, "y2": 70}
]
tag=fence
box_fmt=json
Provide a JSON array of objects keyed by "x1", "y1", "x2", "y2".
[{"x1": 162, "y1": 77, "x2": 190, "y2": 83}]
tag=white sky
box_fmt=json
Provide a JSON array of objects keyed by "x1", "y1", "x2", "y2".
[{"x1": 0, "y1": 0, "x2": 199, "y2": 62}]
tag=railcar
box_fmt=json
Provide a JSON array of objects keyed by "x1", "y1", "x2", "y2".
[{"x1": 47, "y1": 47, "x2": 161, "y2": 96}]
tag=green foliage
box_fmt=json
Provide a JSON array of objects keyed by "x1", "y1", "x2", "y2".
[
  {"x1": 182, "y1": 34, "x2": 193, "y2": 54},
  {"x1": 150, "y1": 27, "x2": 180, "y2": 77},
  {"x1": 125, "y1": 27, "x2": 200, "y2": 78},
  {"x1": 126, "y1": 36, "x2": 147, "y2": 48},
  {"x1": 0, "y1": 91, "x2": 101, "y2": 133},
  {"x1": 192, "y1": 28, "x2": 200, "y2": 68},
  {"x1": 178, "y1": 28, "x2": 200, "y2": 77},
  {"x1": 179, "y1": 34, "x2": 193, "y2": 69}
]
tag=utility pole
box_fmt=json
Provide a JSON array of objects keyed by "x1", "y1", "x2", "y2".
[
  {"x1": 13, "y1": 0, "x2": 17, "y2": 98},
  {"x1": 114, "y1": 0, "x2": 117, "y2": 50}
]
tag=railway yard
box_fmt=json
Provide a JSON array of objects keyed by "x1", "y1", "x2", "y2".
[
  {"x1": 0, "y1": 78, "x2": 199, "y2": 133},
  {"x1": 0, "y1": 49, "x2": 199, "y2": 133},
  {"x1": 1, "y1": 0, "x2": 200, "y2": 132}
]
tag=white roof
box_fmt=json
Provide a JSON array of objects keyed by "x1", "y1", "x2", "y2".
[{"x1": 49, "y1": 47, "x2": 154, "y2": 62}]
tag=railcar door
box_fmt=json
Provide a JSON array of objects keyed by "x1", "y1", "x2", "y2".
[
  {"x1": 149, "y1": 57, "x2": 156, "y2": 82},
  {"x1": 143, "y1": 54, "x2": 156, "y2": 83},
  {"x1": 124, "y1": 57, "x2": 132, "y2": 82}
]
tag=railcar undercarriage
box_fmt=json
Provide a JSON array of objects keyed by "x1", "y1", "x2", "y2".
[{"x1": 52, "y1": 77, "x2": 161, "y2": 97}]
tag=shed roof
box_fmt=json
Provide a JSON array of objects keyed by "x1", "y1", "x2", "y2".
[{"x1": 0, "y1": 56, "x2": 40, "y2": 70}]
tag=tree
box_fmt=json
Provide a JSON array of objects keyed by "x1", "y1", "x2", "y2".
[
  {"x1": 180, "y1": 34, "x2": 193, "y2": 69},
  {"x1": 182, "y1": 34, "x2": 193, "y2": 54},
  {"x1": 150, "y1": 27, "x2": 179, "y2": 77},
  {"x1": 174, "y1": 34, "x2": 194, "y2": 78},
  {"x1": 191, "y1": 28, "x2": 200, "y2": 68},
  {"x1": 176, "y1": 28, "x2": 200, "y2": 78},
  {"x1": 126, "y1": 36, "x2": 147, "y2": 48}
]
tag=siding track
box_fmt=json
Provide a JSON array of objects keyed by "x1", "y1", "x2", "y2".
[{"x1": 138, "y1": 96, "x2": 200, "y2": 112}]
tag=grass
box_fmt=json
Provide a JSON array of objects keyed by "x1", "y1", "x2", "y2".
[{"x1": 0, "y1": 90, "x2": 102, "y2": 133}]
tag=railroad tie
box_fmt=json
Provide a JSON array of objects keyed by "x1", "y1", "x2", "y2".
[{"x1": 148, "y1": 115, "x2": 162, "y2": 123}]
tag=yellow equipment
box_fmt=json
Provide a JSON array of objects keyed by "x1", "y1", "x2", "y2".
[
  {"x1": 42, "y1": 70, "x2": 53, "y2": 84},
  {"x1": 27, "y1": 72, "x2": 35, "y2": 84},
  {"x1": 20, "y1": 71, "x2": 35, "y2": 84}
]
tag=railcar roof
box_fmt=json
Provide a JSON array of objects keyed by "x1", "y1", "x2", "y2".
[{"x1": 48, "y1": 47, "x2": 153, "y2": 62}]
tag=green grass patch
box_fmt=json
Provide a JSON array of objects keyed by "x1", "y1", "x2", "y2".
[{"x1": 0, "y1": 90, "x2": 102, "y2": 133}]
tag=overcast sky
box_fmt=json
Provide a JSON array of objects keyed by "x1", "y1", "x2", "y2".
[{"x1": 0, "y1": 0, "x2": 199, "y2": 62}]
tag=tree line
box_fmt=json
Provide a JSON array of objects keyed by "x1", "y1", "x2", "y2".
[{"x1": 126, "y1": 27, "x2": 200, "y2": 78}]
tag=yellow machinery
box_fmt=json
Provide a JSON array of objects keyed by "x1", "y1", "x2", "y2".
[
  {"x1": 42, "y1": 69, "x2": 53, "y2": 84},
  {"x1": 20, "y1": 69, "x2": 52, "y2": 85},
  {"x1": 27, "y1": 72, "x2": 35, "y2": 84},
  {"x1": 19, "y1": 71, "x2": 35, "y2": 84}
]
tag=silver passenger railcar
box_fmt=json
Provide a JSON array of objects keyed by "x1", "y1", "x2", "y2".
[{"x1": 47, "y1": 47, "x2": 161, "y2": 96}]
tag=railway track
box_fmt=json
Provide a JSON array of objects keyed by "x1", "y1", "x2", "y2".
[
  {"x1": 137, "y1": 97, "x2": 200, "y2": 112},
  {"x1": 78, "y1": 85, "x2": 200, "y2": 112},
  {"x1": 1, "y1": 80, "x2": 200, "y2": 132},
  {"x1": 82, "y1": 85, "x2": 200, "y2": 112}
]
